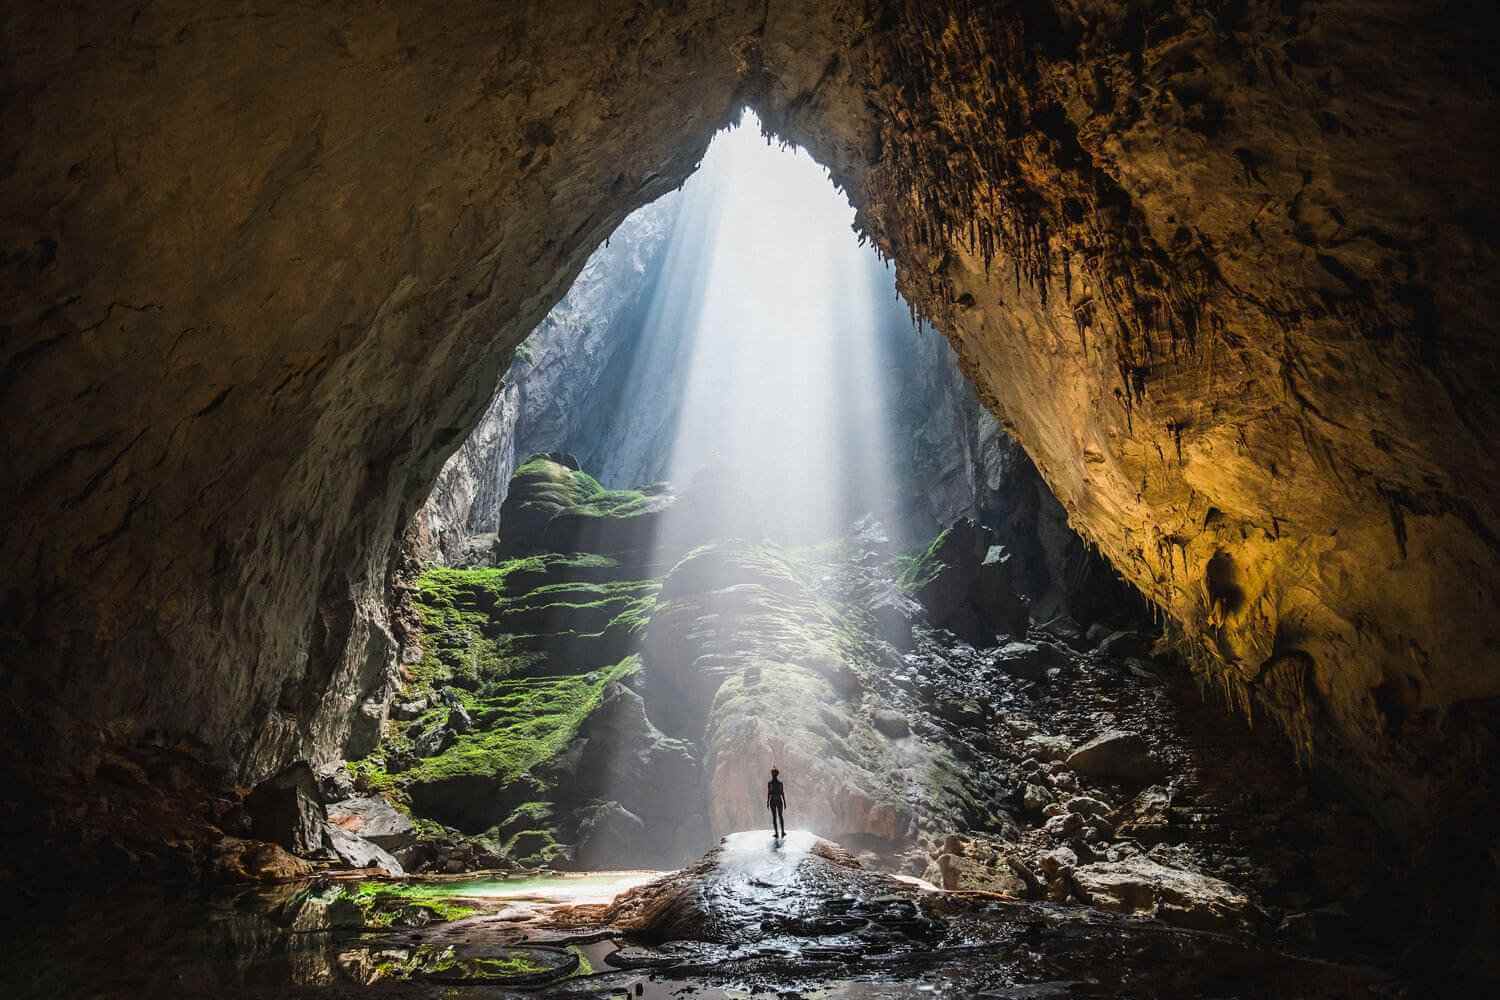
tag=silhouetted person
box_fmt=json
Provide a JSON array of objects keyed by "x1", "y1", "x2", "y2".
[{"x1": 767, "y1": 767, "x2": 787, "y2": 838}]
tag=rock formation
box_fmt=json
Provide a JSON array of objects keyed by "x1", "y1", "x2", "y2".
[
  {"x1": 2, "y1": 0, "x2": 1497, "y2": 924},
  {"x1": 410, "y1": 194, "x2": 683, "y2": 565}
]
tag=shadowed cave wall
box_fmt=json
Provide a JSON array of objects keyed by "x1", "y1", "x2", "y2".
[{"x1": 2, "y1": 0, "x2": 1497, "y2": 864}]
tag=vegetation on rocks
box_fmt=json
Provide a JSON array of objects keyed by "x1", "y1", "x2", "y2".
[
  {"x1": 895, "y1": 527, "x2": 951, "y2": 591},
  {"x1": 337, "y1": 881, "x2": 478, "y2": 926}
]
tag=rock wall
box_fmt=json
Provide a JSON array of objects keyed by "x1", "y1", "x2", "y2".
[
  {"x1": 773, "y1": 0, "x2": 1500, "y2": 833},
  {"x1": 412, "y1": 194, "x2": 682, "y2": 565},
  {"x1": 2, "y1": 0, "x2": 1496, "y2": 850}
]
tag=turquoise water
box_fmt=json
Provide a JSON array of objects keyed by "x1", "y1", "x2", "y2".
[{"x1": 407, "y1": 869, "x2": 662, "y2": 901}]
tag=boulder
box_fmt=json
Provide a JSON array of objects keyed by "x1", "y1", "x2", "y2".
[
  {"x1": 1039, "y1": 846, "x2": 1078, "y2": 879},
  {"x1": 913, "y1": 519, "x2": 992, "y2": 625},
  {"x1": 817, "y1": 704, "x2": 852, "y2": 737},
  {"x1": 1123, "y1": 658, "x2": 1164, "y2": 685},
  {"x1": 1023, "y1": 734, "x2": 1073, "y2": 762},
  {"x1": 323, "y1": 823, "x2": 406, "y2": 874},
  {"x1": 937, "y1": 697, "x2": 985, "y2": 726},
  {"x1": 244, "y1": 762, "x2": 326, "y2": 856},
  {"x1": 391, "y1": 698, "x2": 430, "y2": 721},
  {"x1": 210, "y1": 837, "x2": 315, "y2": 883},
  {"x1": 974, "y1": 546, "x2": 1030, "y2": 638},
  {"x1": 1071, "y1": 856, "x2": 1252, "y2": 932},
  {"x1": 316, "y1": 764, "x2": 356, "y2": 803},
  {"x1": 414, "y1": 723, "x2": 456, "y2": 758},
  {"x1": 346, "y1": 698, "x2": 387, "y2": 759},
  {"x1": 1115, "y1": 785, "x2": 1173, "y2": 843},
  {"x1": 1095, "y1": 630, "x2": 1152, "y2": 660},
  {"x1": 1043, "y1": 615, "x2": 1092, "y2": 652},
  {"x1": 868, "y1": 587, "x2": 919, "y2": 652},
  {"x1": 575, "y1": 801, "x2": 648, "y2": 868},
  {"x1": 1065, "y1": 796, "x2": 1111, "y2": 818},
  {"x1": 994, "y1": 641, "x2": 1068, "y2": 682},
  {"x1": 872, "y1": 709, "x2": 911, "y2": 738},
  {"x1": 328, "y1": 795, "x2": 417, "y2": 851},
  {"x1": 1044, "y1": 812, "x2": 1084, "y2": 838},
  {"x1": 1065, "y1": 731, "x2": 1165, "y2": 783},
  {"x1": 1023, "y1": 783, "x2": 1054, "y2": 813},
  {"x1": 447, "y1": 703, "x2": 474, "y2": 734}
]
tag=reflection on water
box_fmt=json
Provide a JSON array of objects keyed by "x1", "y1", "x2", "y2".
[{"x1": 0, "y1": 872, "x2": 664, "y2": 998}]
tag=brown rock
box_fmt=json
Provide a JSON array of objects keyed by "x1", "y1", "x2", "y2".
[
  {"x1": 1065, "y1": 732, "x2": 1166, "y2": 784},
  {"x1": 1072, "y1": 857, "x2": 1253, "y2": 932},
  {"x1": 210, "y1": 837, "x2": 314, "y2": 883}
]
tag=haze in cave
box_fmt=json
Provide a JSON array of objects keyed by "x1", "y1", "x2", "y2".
[{"x1": 2, "y1": 2, "x2": 1498, "y2": 998}]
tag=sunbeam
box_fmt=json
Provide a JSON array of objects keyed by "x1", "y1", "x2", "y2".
[{"x1": 619, "y1": 109, "x2": 912, "y2": 545}]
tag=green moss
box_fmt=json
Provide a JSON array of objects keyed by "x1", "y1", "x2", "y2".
[
  {"x1": 473, "y1": 954, "x2": 551, "y2": 976},
  {"x1": 400, "y1": 656, "x2": 640, "y2": 787},
  {"x1": 568, "y1": 945, "x2": 595, "y2": 977},
  {"x1": 509, "y1": 456, "x2": 656, "y2": 522},
  {"x1": 349, "y1": 757, "x2": 397, "y2": 793},
  {"x1": 341, "y1": 882, "x2": 479, "y2": 926},
  {"x1": 606, "y1": 592, "x2": 658, "y2": 639},
  {"x1": 502, "y1": 827, "x2": 561, "y2": 862},
  {"x1": 501, "y1": 801, "x2": 555, "y2": 829}
]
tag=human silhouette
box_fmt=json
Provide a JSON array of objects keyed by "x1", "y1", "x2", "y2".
[{"x1": 767, "y1": 767, "x2": 787, "y2": 839}]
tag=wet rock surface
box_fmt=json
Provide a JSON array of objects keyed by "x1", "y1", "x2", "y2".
[{"x1": 0, "y1": 840, "x2": 1412, "y2": 999}]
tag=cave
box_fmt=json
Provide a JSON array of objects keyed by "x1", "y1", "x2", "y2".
[{"x1": 2, "y1": 1, "x2": 1498, "y2": 995}]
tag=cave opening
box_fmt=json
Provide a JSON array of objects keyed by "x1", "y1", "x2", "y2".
[{"x1": 393, "y1": 109, "x2": 1092, "y2": 857}]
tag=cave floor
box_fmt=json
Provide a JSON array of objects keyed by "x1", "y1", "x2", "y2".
[{"x1": 2, "y1": 839, "x2": 1402, "y2": 1000}]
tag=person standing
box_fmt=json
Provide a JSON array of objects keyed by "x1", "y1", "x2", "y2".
[{"x1": 767, "y1": 767, "x2": 787, "y2": 838}]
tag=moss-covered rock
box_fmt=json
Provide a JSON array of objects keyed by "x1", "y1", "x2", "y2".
[
  {"x1": 397, "y1": 657, "x2": 641, "y2": 831},
  {"x1": 497, "y1": 455, "x2": 674, "y2": 560}
]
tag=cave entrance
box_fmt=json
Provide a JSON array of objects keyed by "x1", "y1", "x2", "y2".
[
  {"x1": 423, "y1": 109, "x2": 949, "y2": 562},
  {"x1": 378, "y1": 111, "x2": 1145, "y2": 875}
]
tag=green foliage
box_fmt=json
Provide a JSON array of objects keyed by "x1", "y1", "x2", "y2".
[
  {"x1": 895, "y1": 527, "x2": 951, "y2": 591},
  {"x1": 501, "y1": 801, "x2": 555, "y2": 828},
  {"x1": 512, "y1": 334, "x2": 536, "y2": 366}
]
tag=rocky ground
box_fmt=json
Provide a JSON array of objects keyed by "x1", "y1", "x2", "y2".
[{"x1": 0, "y1": 832, "x2": 1407, "y2": 998}]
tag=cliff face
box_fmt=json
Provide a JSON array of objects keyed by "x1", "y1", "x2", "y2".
[
  {"x1": 2, "y1": 0, "x2": 1496, "y2": 850},
  {"x1": 412, "y1": 194, "x2": 682, "y2": 566}
]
